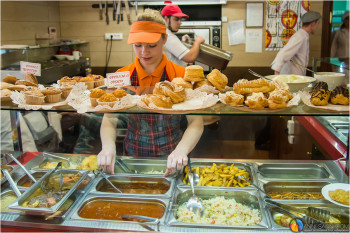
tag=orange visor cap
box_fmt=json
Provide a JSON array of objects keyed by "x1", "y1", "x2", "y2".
[{"x1": 128, "y1": 21, "x2": 166, "y2": 44}]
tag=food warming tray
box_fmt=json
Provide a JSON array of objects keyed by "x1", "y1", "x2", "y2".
[
  {"x1": 89, "y1": 174, "x2": 176, "y2": 198},
  {"x1": 166, "y1": 187, "x2": 269, "y2": 230},
  {"x1": 8, "y1": 169, "x2": 89, "y2": 215},
  {"x1": 0, "y1": 189, "x2": 25, "y2": 214},
  {"x1": 113, "y1": 157, "x2": 173, "y2": 175},
  {"x1": 15, "y1": 171, "x2": 47, "y2": 188},
  {"x1": 1, "y1": 165, "x2": 17, "y2": 185}
]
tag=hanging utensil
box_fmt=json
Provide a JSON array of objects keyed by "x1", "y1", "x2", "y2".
[
  {"x1": 237, "y1": 175, "x2": 271, "y2": 198},
  {"x1": 113, "y1": 0, "x2": 117, "y2": 21},
  {"x1": 99, "y1": 0, "x2": 103, "y2": 20},
  {"x1": 6, "y1": 153, "x2": 36, "y2": 183},
  {"x1": 2, "y1": 169, "x2": 22, "y2": 197},
  {"x1": 41, "y1": 162, "x2": 62, "y2": 193},
  {"x1": 290, "y1": 59, "x2": 316, "y2": 74},
  {"x1": 117, "y1": 0, "x2": 121, "y2": 24},
  {"x1": 105, "y1": 1, "x2": 109, "y2": 25},
  {"x1": 93, "y1": 169, "x2": 122, "y2": 193},
  {"x1": 123, "y1": 0, "x2": 131, "y2": 25}
]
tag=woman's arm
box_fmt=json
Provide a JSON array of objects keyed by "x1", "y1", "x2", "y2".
[
  {"x1": 97, "y1": 113, "x2": 118, "y2": 174},
  {"x1": 164, "y1": 115, "x2": 204, "y2": 176}
]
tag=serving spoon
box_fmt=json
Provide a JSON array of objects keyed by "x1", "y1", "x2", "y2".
[
  {"x1": 186, "y1": 172, "x2": 204, "y2": 217},
  {"x1": 237, "y1": 175, "x2": 271, "y2": 198}
]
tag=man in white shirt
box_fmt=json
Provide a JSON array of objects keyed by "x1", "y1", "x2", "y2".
[
  {"x1": 271, "y1": 11, "x2": 321, "y2": 75},
  {"x1": 161, "y1": 3, "x2": 205, "y2": 67}
]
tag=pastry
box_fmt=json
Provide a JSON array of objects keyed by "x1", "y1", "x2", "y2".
[
  {"x1": 193, "y1": 79, "x2": 213, "y2": 89},
  {"x1": 224, "y1": 91, "x2": 244, "y2": 106},
  {"x1": 41, "y1": 87, "x2": 62, "y2": 103},
  {"x1": 153, "y1": 81, "x2": 185, "y2": 104},
  {"x1": 59, "y1": 76, "x2": 77, "y2": 85},
  {"x1": 60, "y1": 85, "x2": 73, "y2": 99},
  {"x1": 245, "y1": 92, "x2": 268, "y2": 109},
  {"x1": 330, "y1": 86, "x2": 349, "y2": 105},
  {"x1": 271, "y1": 80, "x2": 289, "y2": 91},
  {"x1": 8, "y1": 85, "x2": 28, "y2": 91},
  {"x1": 0, "y1": 89, "x2": 12, "y2": 101},
  {"x1": 2, "y1": 75, "x2": 18, "y2": 84},
  {"x1": 310, "y1": 89, "x2": 331, "y2": 106},
  {"x1": 88, "y1": 74, "x2": 105, "y2": 87},
  {"x1": 0, "y1": 82, "x2": 14, "y2": 90},
  {"x1": 171, "y1": 78, "x2": 193, "y2": 89},
  {"x1": 15, "y1": 80, "x2": 38, "y2": 87},
  {"x1": 23, "y1": 90, "x2": 45, "y2": 105},
  {"x1": 112, "y1": 89, "x2": 128, "y2": 99},
  {"x1": 24, "y1": 73, "x2": 38, "y2": 84},
  {"x1": 97, "y1": 93, "x2": 118, "y2": 108},
  {"x1": 141, "y1": 94, "x2": 173, "y2": 108},
  {"x1": 77, "y1": 76, "x2": 94, "y2": 89},
  {"x1": 206, "y1": 69, "x2": 228, "y2": 91},
  {"x1": 233, "y1": 78, "x2": 275, "y2": 94},
  {"x1": 309, "y1": 81, "x2": 328, "y2": 95},
  {"x1": 183, "y1": 65, "x2": 204, "y2": 82},
  {"x1": 90, "y1": 88, "x2": 106, "y2": 107}
]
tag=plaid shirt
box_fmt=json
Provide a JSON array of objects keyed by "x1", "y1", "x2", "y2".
[{"x1": 123, "y1": 70, "x2": 183, "y2": 157}]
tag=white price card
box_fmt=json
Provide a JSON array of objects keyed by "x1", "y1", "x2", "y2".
[
  {"x1": 107, "y1": 71, "x2": 131, "y2": 88},
  {"x1": 20, "y1": 61, "x2": 41, "y2": 76}
]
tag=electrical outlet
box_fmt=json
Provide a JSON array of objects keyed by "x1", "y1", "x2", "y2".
[{"x1": 105, "y1": 33, "x2": 123, "y2": 40}]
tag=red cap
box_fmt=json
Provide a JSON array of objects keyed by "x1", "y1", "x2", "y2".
[{"x1": 161, "y1": 3, "x2": 189, "y2": 18}]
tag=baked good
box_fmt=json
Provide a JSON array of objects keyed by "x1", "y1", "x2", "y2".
[
  {"x1": 2, "y1": 75, "x2": 18, "y2": 84},
  {"x1": 59, "y1": 76, "x2": 77, "y2": 85},
  {"x1": 15, "y1": 80, "x2": 38, "y2": 87},
  {"x1": 88, "y1": 75, "x2": 105, "y2": 87},
  {"x1": 310, "y1": 89, "x2": 331, "y2": 106},
  {"x1": 224, "y1": 91, "x2": 244, "y2": 106},
  {"x1": 90, "y1": 88, "x2": 106, "y2": 107},
  {"x1": 24, "y1": 73, "x2": 38, "y2": 84},
  {"x1": 97, "y1": 93, "x2": 118, "y2": 108},
  {"x1": 330, "y1": 86, "x2": 349, "y2": 105},
  {"x1": 112, "y1": 89, "x2": 128, "y2": 99},
  {"x1": 233, "y1": 78, "x2": 275, "y2": 95},
  {"x1": 78, "y1": 76, "x2": 94, "y2": 89},
  {"x1": 0, "y1": 89, "x2": 12, "y2": 101},
  {"x1": 24, "y1": 90, "x2": 45, "y2": 105},
  {"x1": 41, "y1": 87, "x2": 62, "y2": 103},
  {"x1": 0, "y1": 82, "x2": 14, "y2": 90},
  {"x1": 309, "y1": 81, "x2": 328, "y2": 95},
  {"x1": 141, "y1": 94, "x2": 173, "y2": 108},
  {"x1": 245, "y1": 92, "x2": 268, "y2": 109},
  {"x1": 184, "y1": 65, "x2": 205, "y2": 82},
  {"x1": 268, "y1": 90, "x2": 290, "y2": 109},
  {"x1": 171, "y1": 78, "x2": 193, "y2": 89},
  {"x1": 153, "y1": 81, "x2": 185, "y2": 104},
  {"x1": 8, "y1": 85, "x2": 28, "y2": 91},
  {"x1": 271, "y1": 80, "x2": 289, "y2": 91},
  {"x1": 329, "y1": 189, "x2": 350, "y2": 205},
  {"x1": 60, "y1": 85, "x2": 73, "y2": 99},
  {"x1": 206, "y1": 69, "x2": 228, "y2": 91},
  {"x1": 193, "y1": 79, "x2": 213, "y2": 89}
]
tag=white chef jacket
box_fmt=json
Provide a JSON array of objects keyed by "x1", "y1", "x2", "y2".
[
  {"x1": 331, "y1": 28, "x2": 349, "y2": 58},
  {"x1": 164, "y1": 28, "x2": 189, "y2": 67},
  {"x1": 271, "y1": 29, "x2": 309, "y2": 76}
]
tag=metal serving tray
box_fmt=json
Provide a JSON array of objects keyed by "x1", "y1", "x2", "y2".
[
  {"x1": 113, "y1": 157, "x2": 171, "y2": 175},
  {"x1": 260, "y1": 181, "x2": 330, "y2": 201},
  {"x1": 1, "y1": 189, "x2": 25, "y2": 214},
  {"x1": 8, "y1": 169, "x2": 89, "y2": 215},
  {"x1": 70, "y1": 195, "x2": 169, "y2": 225},
  {"x1": 89, "y1": 174, "x2": 175, "y2": 198},
  {"x1": 15, "y1": 171, "x2": 47, "y2": 188},
  {"x1": 256, "y1": 163, "x2": 335, "y2": 180},
  {"x1": 266, "y1": 200, "x2": 350, "y2": 231},
  {"x1": 166, "y1": 187, "x2": 269, "y2": 230},
  {"x1": 178, "y1": 161, "x2": 256, "y2": 187},
  {"x1": 1, "y1": 165, "x2": 17, "y2": 185}
]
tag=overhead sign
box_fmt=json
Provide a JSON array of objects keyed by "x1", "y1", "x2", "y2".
[
  {"x1": 107, "y1": 71, "x2": 131, "y2": 88},
  {"x1": 20, "y1": 61, "x2": 41, "y2": 76}
]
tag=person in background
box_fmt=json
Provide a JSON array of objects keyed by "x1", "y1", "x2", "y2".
[
  {"x1": 97, "y1": 9, "x2": 204, "y2": 176},
  {"x1": 331, "y1": 11, "x2": 349, "y2": 59},
  {"x1": 271, "y1": 11, "x2": 322, "y2": 76},
  {"x1": 161, "y1": 3, "x2": 205, "y2": 67}
]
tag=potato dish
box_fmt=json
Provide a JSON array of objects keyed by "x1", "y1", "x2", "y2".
[{"x1": 182, "y1": 163, "x2": 251, "y2": 187}]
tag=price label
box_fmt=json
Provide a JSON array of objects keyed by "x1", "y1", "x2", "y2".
[
  {"x1": 20, "y1": 61, "x2": 41, "y2": 76},
  {"x1": 107, "y1": 71, "x2": 131, "y2": 88}
]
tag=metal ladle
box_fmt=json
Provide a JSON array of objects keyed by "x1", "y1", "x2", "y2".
[
  {"x1": 186, "y1": 172, "x2": 204, "y2": 217},
  {"x1": 187, "y1": 155, "x2": 200, "y2": 186}
]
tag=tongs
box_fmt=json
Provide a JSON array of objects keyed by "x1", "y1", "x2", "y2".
[
  {"x1": 93, "y1": 169, "x2": 122, "y2": 193},
  {"x1": 115, "y1": 158, "x2": 137, "y2": 173},
  {"x1": 41, "y1": 162, "x2": 62, "y2": 192},
  {"x1": 122, "y1": 214, "x2": 160, "y2": 231},
  {"x1": 6, "y1": 153, "x2": 36, "y2": 183},
  {"x1": 265, "y1": 199, "x2": 330, "y2": 222},
  {"x1": 43, "y1": 152, "x2": 70, "y2": 167},
  {"x1": 2, "y1": 169, "x2": 22, "y2": 197},
  {"x1": 248, "y1": 69, "x2": 270, "y2": 81}
]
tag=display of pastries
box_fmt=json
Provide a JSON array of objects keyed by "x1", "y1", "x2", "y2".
[
  {"x1": 171, "y1": 77, "x2": 193, "y2": 89},
  {"x1": 183, "y1": 65, "x2": 204, "y2": 82},
  {"x1": 153, "y1": 81, "x2": 185, "y2": 104},
  {"x1": 233, "y1": 78, "x2": 275, "y2": 95},
  {"x1": 330, "y1": 86, "x2": 349, "y2": 105},
  {"x1": 141, "y1": 94, "x2": 173, "y2": 108},
  {"x1": 112, "y1": 89, "x2": 128, "y2": 99},
  {"x1": 224, "y1": 91, "x2": 244, "y2": 106},
  {"x1": 206, "y1": 69, "x2": 228, "y2": 91}
]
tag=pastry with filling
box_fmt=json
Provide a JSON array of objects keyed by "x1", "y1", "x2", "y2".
[
  {"x1": 153, "y1": 81, "x2": 185, "y2": 104},
  {"x1": 330, "y1": 86, "x2": 349, "y2": 105},
  {"x1": 141, "y1": 94, "x2": 173, "y2": 108},
  {"x1": 245, "y1": 92, "x2": 268, "y2": 109},
  {"x1": 183, "y1": 65, "x2": 204, "y2": 82},
  {"x1": 171, "y1": 78, "x2": 193, "y2": 89},
  {"x1": 233, "y1": 78, "x2": 275, "y2": 94},
  {"x1": 310, "y1": 89, "x2": 331, "y2": 106},
  {"x1": 309, "y1": 81, "x2": 328, "y2": 95},
  {"x1": 224, "y1": 91, "x2": 244, "y2": 106},
  {"x1": 268, "y1": 90, "x2": 290, "y2": 109},
  {"x1": 206, "y1": 69, "x2": 228, "y2": 91}
]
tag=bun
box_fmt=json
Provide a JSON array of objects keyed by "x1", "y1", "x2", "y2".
[
  {"x1": 224, "y1": 91, "x2": 244, "y2": 106},
  {"x1": 141, "y1": 94, "x2": 173, "y2": 108},
  {"x1": 2, "y1": 76, "x2": 18, "y2": 84},
  {"x1": 171, "y1": 78, "x2": 193, "y2": 89},
  {"x1": 206, "y1": 69, "x2": 228, "y2": 91},
  {"x1": 15, "y1": 80, "x2": 38, "y2": 87},
  {"x1": 24, "y1": 73, "x2": 38, "y2": 84},
  {"x1": 184, "y1": 65, "x2": 204, "y2": 82},
  {"x1": 153, "y1": 81, "x2": 185, "y2": 104}
]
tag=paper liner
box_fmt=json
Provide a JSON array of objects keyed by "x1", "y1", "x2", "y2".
[
  {"x1": 10, "y1": 91, "x2": 67, "y2": 110},
  {"x1": 218, "y1": 92, "x2": 301, "y2": 112},
  {"x1": 137, "y1": 88, "x2": 219, "y2": 114},
  {"x1": 300, "y1": 90, "x2": 349, "y2": 113},
  {"x1": 90, "y1": 94, "x2": 138, "y2": 113}
]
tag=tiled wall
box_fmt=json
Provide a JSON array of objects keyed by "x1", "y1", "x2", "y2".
[{"x1": 1, "y1": 1, "x2": 323, "y2": 70}]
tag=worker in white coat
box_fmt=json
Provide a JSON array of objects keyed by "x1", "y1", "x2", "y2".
[{"x1": 271, "y1": 11, "x2": 322, "y2": 75}]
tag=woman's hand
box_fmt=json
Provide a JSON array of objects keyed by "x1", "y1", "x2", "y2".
[
  {"x1": 97, "y1": 149, "x2": 116, "y2": 174},
  {"x1": 165, "y1": 148, "x2": 188, "y2": 177}
]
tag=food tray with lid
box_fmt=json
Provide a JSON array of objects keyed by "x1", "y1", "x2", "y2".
[
  {"x1": 255, "y1": 162, "x2": 336, "y2": 180},
  {"x1": 89, "y1": 174, "x2": 176, "y2": 198},
  {"x1": 166, "y1": 186, "x2": 269, "y2": 230},
  {"x1": 8, "y1": 169, "x2": 89, "y2": 215},
  {"x1": 1, "y1": 165, "x2": 18, "y2": 185},
  {"x1": 177, "y1": 161, "x2": 256, "y2": 188},
  {"x1": 70, "y1": 195, "x2": 170, "y2": 226},
  {"x1": 265, "y1": 200, "x2": 350, "y2": 231}
]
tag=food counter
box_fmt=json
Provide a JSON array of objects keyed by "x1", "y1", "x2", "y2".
[{"x1": 1, "y1": 153, "x2": 349, "y2": 232}]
